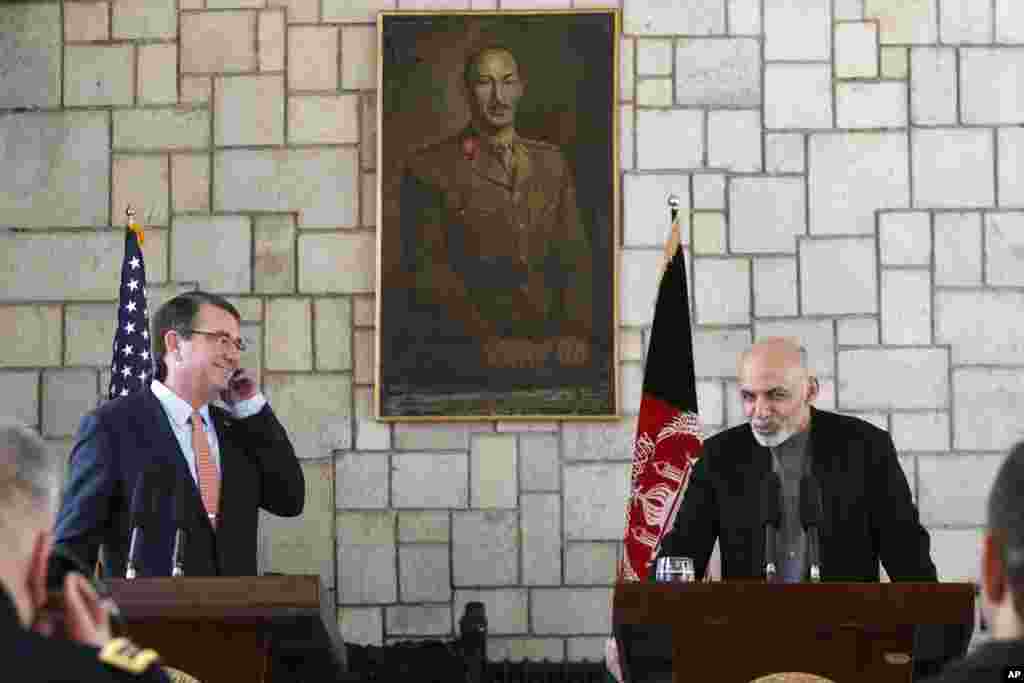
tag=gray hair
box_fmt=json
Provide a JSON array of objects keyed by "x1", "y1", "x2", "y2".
[{"x1": 0, "y1": 419, "x2": 59, "y2": 519}]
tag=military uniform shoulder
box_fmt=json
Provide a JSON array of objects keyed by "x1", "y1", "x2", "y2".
[
  {"x1": 0, "y1": 625, "x2": 166, "y2": 683},
  {"x1": 517, "y1": 136, "x2": 562, "y2": 152}
]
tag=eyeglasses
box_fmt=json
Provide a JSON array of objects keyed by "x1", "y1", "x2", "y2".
[{"x1": 186, "y1": 329, "x2": 248, "y2": 353}]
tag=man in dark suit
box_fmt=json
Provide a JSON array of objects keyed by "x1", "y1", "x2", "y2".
[
  {"x1": 925, "y1": 441, "x2": 1024, "y2": 682},
  {"x1": 55, "y1": 291, "x2": 304, "y2": 578}
]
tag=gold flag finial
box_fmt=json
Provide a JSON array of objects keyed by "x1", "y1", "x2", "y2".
[
  {"x1": 126, "y1": 205, "x2": 145, "y2": 246},
  {"x1": 662, "y1": 195, "x2": 681, "y2": 270}
]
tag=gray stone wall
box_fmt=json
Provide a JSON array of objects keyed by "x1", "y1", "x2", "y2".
[{"x1": 2, "y1": 0, "x2": 1021, "y2": 658}]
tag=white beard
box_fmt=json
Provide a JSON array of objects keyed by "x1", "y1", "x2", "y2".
[{"x1": 751, "y1": 425, "x2": 798, "y2": 448}]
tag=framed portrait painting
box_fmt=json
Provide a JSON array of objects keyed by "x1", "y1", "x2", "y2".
[{"x1": 376, "y1": 9, "x2": 619, "y2": 420}]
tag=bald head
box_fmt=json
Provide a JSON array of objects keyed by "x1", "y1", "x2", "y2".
[{"x1": 738, "y1": 338, "x2": 818, "y2": 447}]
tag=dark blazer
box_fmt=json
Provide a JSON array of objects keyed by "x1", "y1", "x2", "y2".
[
  {"x1": 54, "y1": 388, "x2": 304, "y2": 578},
  {"x1": 922, "y1": 638, "x2": 1024, "y2": 682},
  {"x1": 658, "y1": 407, "x2": 937, "y2": 582}
]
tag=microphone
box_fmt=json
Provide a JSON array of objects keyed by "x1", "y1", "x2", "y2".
[
  {"x1": 171, "y1": 474, "x2": 188, "y2": 577},
  {"x1": 760, "y1": 471, "x2": 782, "y2": 582},
  {"x1": 125, "y1": 465, "x2": 164, "y2": 579},
  {"x1": 800, "y1": 474, "x2": 824, "y2": 583}
]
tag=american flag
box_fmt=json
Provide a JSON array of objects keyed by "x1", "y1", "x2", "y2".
[{"x1": 107, "y1": 212, "x2": 152, "y2": 399}]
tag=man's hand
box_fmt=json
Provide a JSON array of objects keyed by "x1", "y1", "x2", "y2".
[
  {"x1": 62, "y1": 572, "x2": 112, "y2": 649},
  {"x1": 220, "y1": 367, "x2": 258, "y2": 406}
]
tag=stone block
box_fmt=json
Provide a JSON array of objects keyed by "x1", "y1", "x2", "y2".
[
  {"x1": 564, "y1": 463, "x2": 630, "y2": 540},
  {"x1": 180, "y1": 76, "x2": 211, "y2": 105},
  {"x1": 728, "y1": 0, "x2": 760, "y2": 33},
  {"x1": 623, "y1": 173, "x2": 689, "y2": 248},
  {"x1": 181, "y1": 11, "x2": 256, "y2": 73},
  {"x1": 228, "y1": 297, "x2": 263, "y2": 322},
  {"x1": 171, "y1": 216, "x2": 250, "y2": 293},
  {"x1": 289, "y1": 26, "x2": 338, "y2": 92},
  {"x1": 730, "y1": 177, "x2": 805, "y2": 253},
  {"x1": 621, "y1": 105, "x2": 635, "y2": 171},
  {"x1": 113, "y1": 155, "x2": 169, "y2": 228},
  {"x1": 259, "y1": 9, "x2": 285, "y2": 72},
  {"x1": 562, "y1": 416, "x2": 636, "y2": 463},
  {"x1": 42, "y1": 369, "x2": 97, "y2": 438},
  {"x1": 519, "y1": 434, "x2": 560, "y2": 492},
  {"x1": 489, "y1": 639, "x2": 564, "y2": 661},
  {"x1": 354, "y1": 386, "x2": 390, "y2": 450},
  {"x1": 881, "y1": 47, "x2": 909, "y2": 79},
  {"x1": 800, "y1": 237, "x2": 877, "y2": 315},
  {"x1": 339, "y1": 607, "x2": 383, "y2": 645},
  {"x1": 217, "y1": 148, "x2": 358, "y2": 228},
  {"x1": 0, "y1": 371, "x2": 39, "y2": 427},
  {"x1": 114, "y1": 109, "x2": 209, "y2": 152},
  {"x1": 936, "y1": 290, "x2": 1024, "y2": 364},
  {"x1": 865, "y1": 0, "x2": 938, "y2": 44},
  {"x1": 621, "y1": 361, "x2": 643, "y2": 417},
  {"x1": 693, "y1": 212, "x2": 727, "y2": 255},
  {"x1": 838, "y1": 348, "x2": 949, "y2": 411},
  {"x1": 253, "y1": 214, "x2": 295, "y2": 294},
  {"x1": 265, "y1": 298, "x2": 311, "y2": 371},
  {"x1": 881, "y1": 270, "x2": 931, "y2": 345},
  {"x1": 986, "y1": 213, "x2": 1024, "y2": 286},
  {"x1": 353, "y1": 296, "x2": 375, "y2": 327},
  {"x1": 996, "y1": 0, "x2": 1024, "y2": 42},
  {"x1": 940, "y1": 0, "x2": 992, "y2": 43},
  {"x1": 675, "y1": 39, "x2": 760, "y2": 107},
  {"x1": 913, "y1": 129, "x2": 994, "y2": 208},
  {"x1": 835, "y1": 22, "x2": 878, "y2": 79},
  {"x1": 638, "y1": 39, "x2": 672, "y2": 76},
  {"x1": 565, "y1": 542, "x2": 618, "y2": 585},
  {"x1": 471, "y1": 434, "x2": 517, "y2": 509},
  {"x1": 362, "y1": 172, "x2": 375, "y2": 227},
  {"x1": 314, "y1": 298, "x2": 352, "y2": 372},
  {"x1": 113, "y1": 0, "x2": 175, "y2": 39},
  {"x1": 918, "y1": 454, "x2": 1001, "y2": 527},
  {"x1": 323, "y1": 0, "x2": 394, "y2": 21},
  {"x1": 0, "y1": 112, "x2": 109, "y2": 228},
  {"x1": 352, "y1": 328, "x2": 372, "y2": 385},
  {"x1": 620, "y1": 38, "x2": 634, "y2": 102},
  {"x1": 567, "y1": 638, "x2": 607, "y2": 662},
  {"x1": 64, "y1": 304, "x2": 115, "y2": 367},
  {"x1": 64, "y1": 45, "x2": 132, "y2": 107},
  {"x1": 753, "y1": 257, "x2": 797, "y2": 318},
  {"x1": 934, "y1": 213, "x2": 982, "y2": 288},
  {"x1": 394, "y1": 423, "x2": 474, "y2": 450},
  {"x1": 636, "y1": 79, "x2": 672, "y2": 107},
  {"x1": 1, "y1": 3, "x2": 60, "y2": 108},
  {"x1": 531, "y1": 588, "x2": 613, "y2": 635},
  {"x1": 697, "y1": 379, "x2": 724, "y2": 427},
  {"x1": 386, "y1": 606, "x2": 451, "y2": 636},
  {"x1": 765, "y1": 64, "x2": 831, "y2": 129},
  {"x1": 522, "y1": 493, "x2": 561, "y2": 585},
  {"x1": 626, "y1": 0, "x2": 725, "y2": 34},
  {"x1": 707, "y1": 110, "x2": 760, "y2": 172},
  {"x1": 954, "y1": 368, "x2": 1024, "y2": 451},
  {"x1": 398, "y1": 511, "x2": 449, "y2": 543},
  {"x1": 910, "y1": 48, "x2": 957, "y2": 126},
  {"x1": 693, "y1": 328, "x2": 752, "y2": 378},
  {"x1": 455, "y1": 589, "x2": 528, "y2": 635},
  {"x1": 342, "y1": 25, "x2": 376, "y2": 91},
  {"x1": 138, "y1": 43, "x2": 177, "y2": 105},
  {"x1": 724, "y1": 379, "x2": 745, "y2": 426},
  {"x1": 636, "y1": 109, "x2": 702, "y2": 170},
  {"x1": 755, "y1": 318, "x2": 835, "y2": 377},
  {"x1": 620, "y1": 328, "x2": 644, "y2": 363},
  {"x1": 1, "y1": 231, "x2": 123, "y2": 301},
  {"x1": 930, "y1": 529, "x2": 982, "y2": 582},
  {"x1": 999, "y1": 128, "x2": 1024, "y2": 207},
  {"x1": 263, "y1": 373, "x2": 352, "y2": 458},
  {"x1": 808, "y1": 132, "x2": 908, "y2": 235},
  {"x1": 962, "y1": 49, "x2": 1024, "y2": 125},
  {"x1": 836, "y1": 82, "x2": 907, "y2": 129},
  {"x1": 837, "y1": 318, "x2": 879, "y2": 346},
  {"x1": 392, "y1": 453, "x2": 468, "y2": 508},
  {"x1": 216, "y1": 75, "x2": 285, "y2": 147},
  {"x1": 269, "y1": 0, "x2": 320, "y2": 22},
  {"x1": 453, "y1": 510, "x2": 519, "y2": 586},
  {"x1": 289, "y1": 95, "x2": 359, "y2": 145},
  {"x1": 64, "y1": 2, "x2": 108, "y2": 43},
  {"x1": 300, "y1": 231, "x2": 371, "y2": 292},
  {"x1": 764, "y1": 0, "x2": 830, "y2": 61},
  {"x1": 764, "y1": 133, "x2": 803, "y2": 174},
  {"x1": 694, "y1": 258, "x2": 750, "y2": 325},
  {"x1": 260, "y1": 459, "x2": 334, "y2": 589},
  {"x1": 891, "y1": 412, "x2": 950, "y2": 452},
  {"x1": 880, "y1": 212, "x2": 930, "y2": 266},
  {"x1": 399, "y1": 545, "x2": 451, "y2": 602},
  {"x1": 337, "y1": 511, "x2": 397, "y2": 603},
  {"x1": 619, "y1": 249, "x2": 663, "y2": 326},
  {"x1": 693, "y1": 174, "x2": 725, "y2": 210}
]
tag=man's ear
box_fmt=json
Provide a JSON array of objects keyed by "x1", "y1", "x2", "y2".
[
  {"x1": 805, "y1": 375, "x2": 820, "y2": 403},
  {"x1": 981, "y1": 531, "x2": 1006, "y2": 607}
]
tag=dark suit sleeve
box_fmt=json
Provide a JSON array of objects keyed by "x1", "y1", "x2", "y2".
[
  {"x1": 871, "y1": 430, "x2": 937, "y2": 581},
  {"x1": 54, "y1": 410, "x2": 117, "y2": 571},
  {"x1": 235, "y1": 404, "x2": 304, "y2": 517},
  {"x1": 655, "y1": 452, "x2": 719, "y2": 581}
]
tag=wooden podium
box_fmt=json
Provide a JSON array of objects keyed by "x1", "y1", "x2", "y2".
[
  {"x1": 106, "y1": 575, "x2": 348, "y2": 683},
  {"x1": 613, "y1": 582, "x2": 975, "y2": 683}
]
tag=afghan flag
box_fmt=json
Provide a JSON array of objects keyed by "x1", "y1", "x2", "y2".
[{"x1": 619, "y1": 216, "x2": 704, "y2": 581}]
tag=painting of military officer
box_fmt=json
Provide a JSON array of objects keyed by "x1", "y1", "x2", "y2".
[{"x1": 378, "y1": 13, "x2": 617, "y2": 418}]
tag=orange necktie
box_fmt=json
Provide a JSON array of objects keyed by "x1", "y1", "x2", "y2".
[{"x1": 191, "y1": 412, "x2": 220, "y2": 525}]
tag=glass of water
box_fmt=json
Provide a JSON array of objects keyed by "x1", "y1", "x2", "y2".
[{"x1": 654, "y1": 556, "x2": 695, "y2": 583}]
